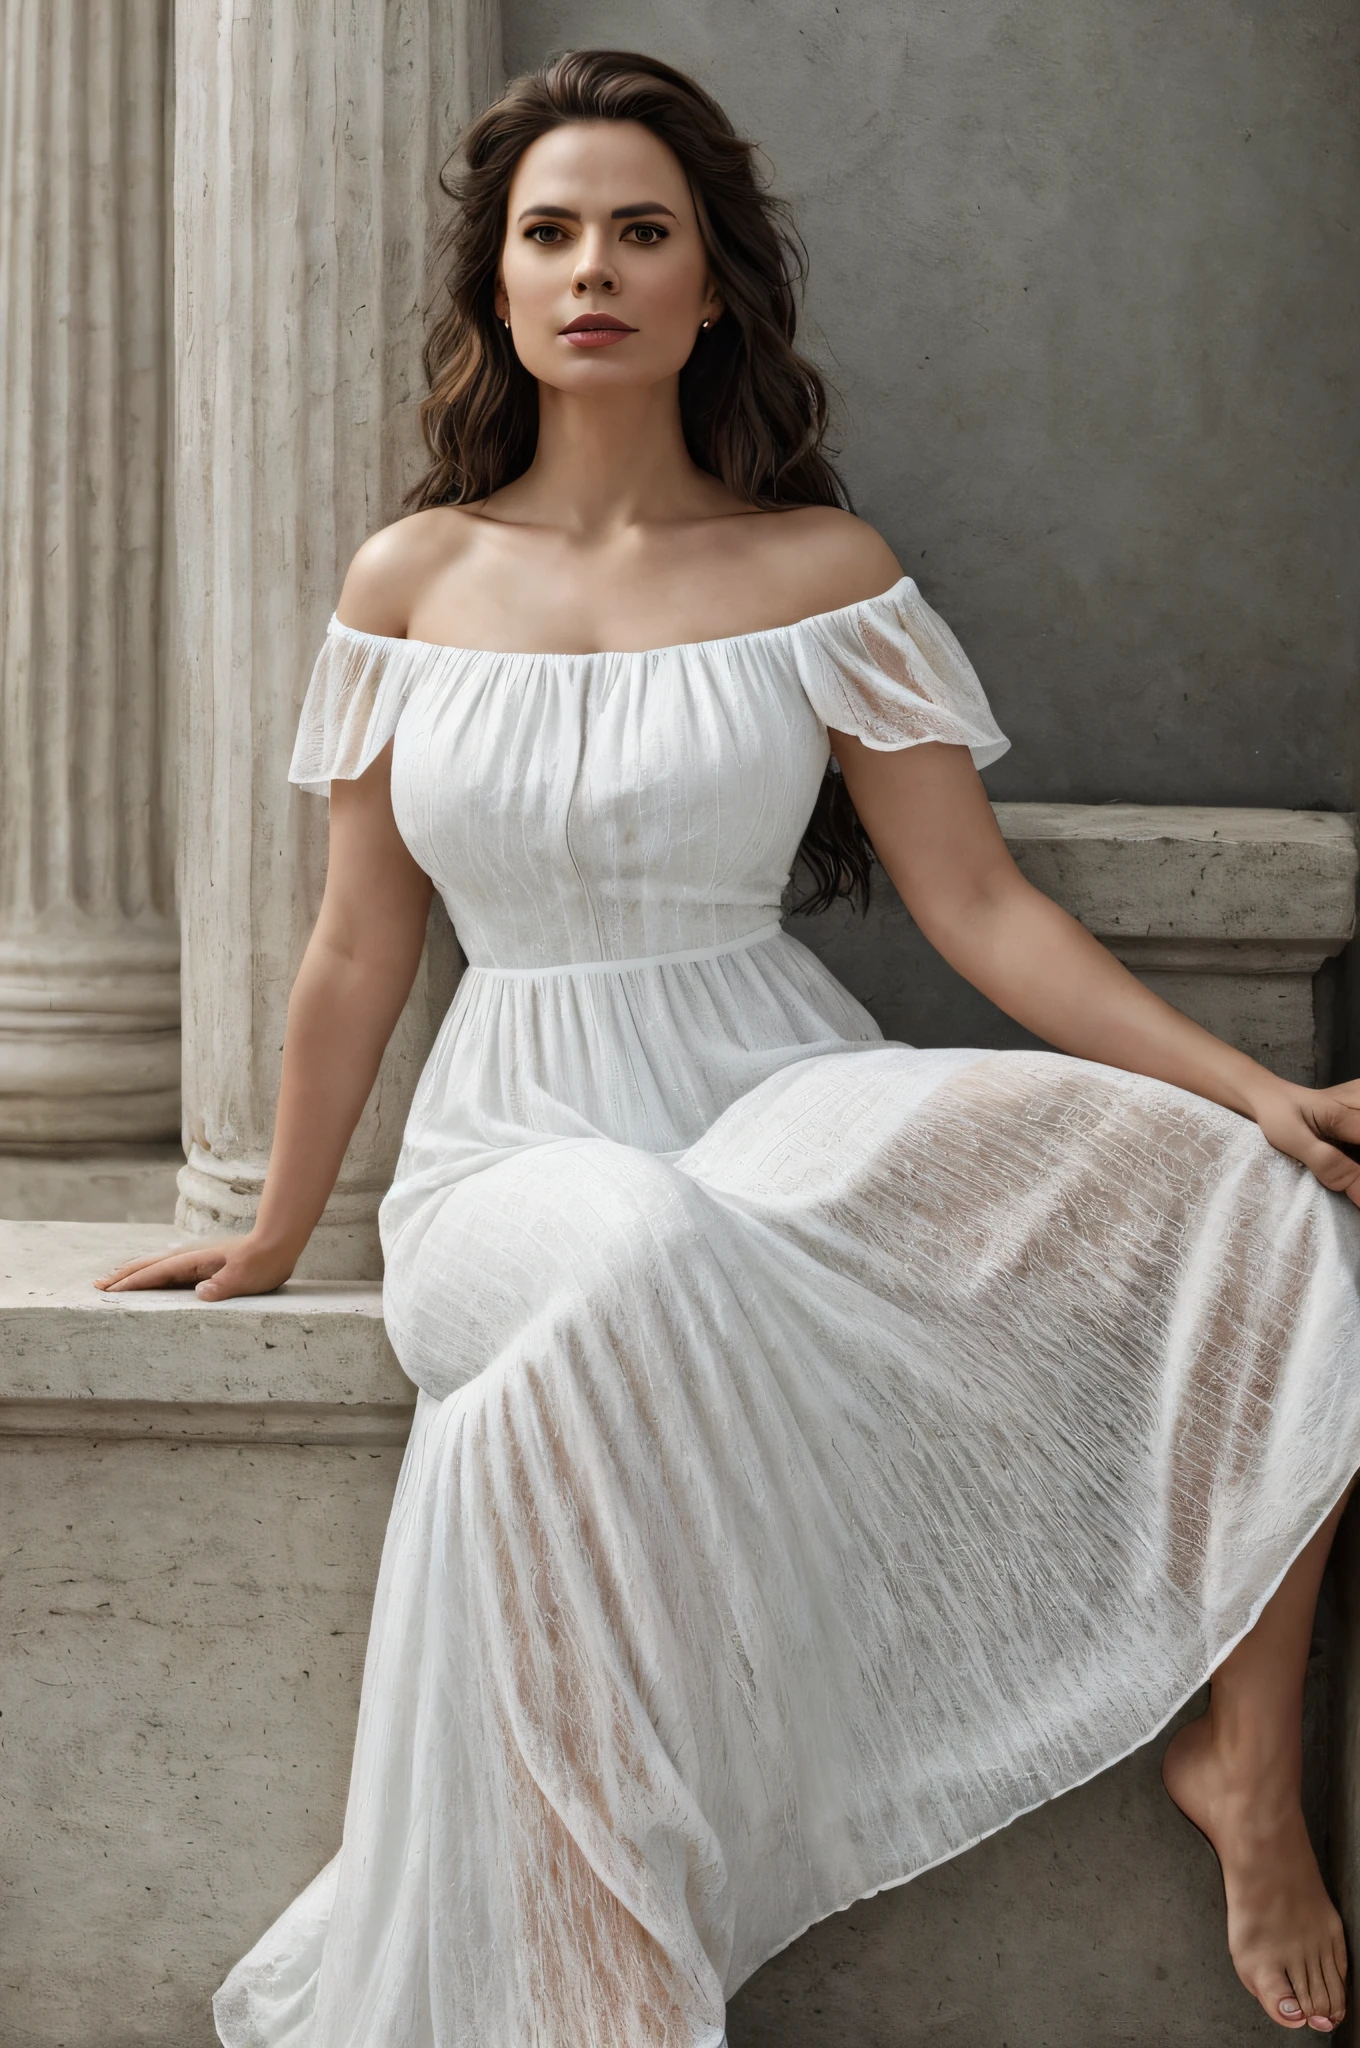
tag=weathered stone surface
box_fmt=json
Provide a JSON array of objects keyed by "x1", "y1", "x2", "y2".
[
  {"x1": 171, "y1": 0, "x2": 499, "y2": 1276},
  {"x1": 996, "y1": 804, "x2": 1359, "y2": 946},
  {"x1": 0, "y1": 0, "x2": 178, "y2": 1144},
  {"x1": 1, "y1": 1431, "x2": 404, "y2": 2047},
  {"x1": 0, "y1": 1144, "x2": 182, "y2": 1224},
  {"x1": 0, "y1": 1221, "x2": 406, "y2": 2044},
  {"x1": 0, "y1": 1222, "x2": 409, "y2": 1417}
]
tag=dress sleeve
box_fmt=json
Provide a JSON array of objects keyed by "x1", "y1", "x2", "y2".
[
  {"x1": 797, "y1": 576, "x2": 1010, "y2": 769},
  {"x1": 287, "y1": 618, "x2": 422, "y2": 797}
]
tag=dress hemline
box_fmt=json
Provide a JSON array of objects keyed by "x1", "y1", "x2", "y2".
[{"x1": 721, "y1": 1459, "x2": 1359, "y2": 2009}]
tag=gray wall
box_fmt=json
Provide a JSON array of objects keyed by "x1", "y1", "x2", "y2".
[{"x1": 505, "y1": 0, "x2": 1360, "y2": 812}]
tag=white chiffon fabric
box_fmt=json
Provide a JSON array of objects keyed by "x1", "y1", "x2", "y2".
[{"x1": 215, "y1": 577, "x2": 1360, "y2": 2048}]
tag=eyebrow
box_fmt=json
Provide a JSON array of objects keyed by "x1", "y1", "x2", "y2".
[{"x1": 515, "y1": 201, "x2": 679, "y2": 223}]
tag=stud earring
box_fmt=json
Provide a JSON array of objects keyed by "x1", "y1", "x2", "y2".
[
  {"x1": 700, "y1": 318, "x2": 711, "y2": 331},
  {"x1": 502, "y1": 317, "x2": 510, "y2": 329}
]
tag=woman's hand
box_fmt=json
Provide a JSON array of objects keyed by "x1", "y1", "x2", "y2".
[
  {"x1": 91, "y1": 742, "x2": 433, "y2": 1310},
  {"x1": 94, "y1": 1234, "x2": 298, "y2": 1301},
  {"x1": 1251, "y1": 1081, "x2": 1360, "y2": 1206}
]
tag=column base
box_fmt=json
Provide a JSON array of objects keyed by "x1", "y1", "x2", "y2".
[
  {"x1": 0, "y1": 922, "x2": 180, "y2": 1143},
  {"x1": 175, "y1": 1147, "x2": 384, "y2": 1280}
]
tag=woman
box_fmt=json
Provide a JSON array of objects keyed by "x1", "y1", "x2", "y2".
[{"x1": 100, "y1": 48, "x2": 1360, "y2": 2045}]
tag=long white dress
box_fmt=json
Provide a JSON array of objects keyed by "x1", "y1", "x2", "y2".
[{"x1": 214, "y1": 577, "x2": 1360, "y2": 2048}]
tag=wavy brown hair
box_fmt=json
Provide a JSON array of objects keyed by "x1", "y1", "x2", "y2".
[{"x1": 407, "y1": 47, "x2": 874, "y2": 913}]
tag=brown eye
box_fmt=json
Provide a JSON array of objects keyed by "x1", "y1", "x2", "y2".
[{"x1": 626, "y1": 223, "x2": 667, "y2": 246}]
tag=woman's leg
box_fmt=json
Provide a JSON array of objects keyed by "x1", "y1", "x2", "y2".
[{"x1": 1162, "y1": 1488, "x2": 1355, "y2": 2034}]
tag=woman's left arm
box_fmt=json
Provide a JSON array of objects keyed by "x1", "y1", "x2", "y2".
[{"x1": 834, "y1": 732, "x2": 1360, "y2": 1207}]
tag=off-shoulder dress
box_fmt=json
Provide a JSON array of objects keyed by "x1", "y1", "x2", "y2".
[{"x1": 214, "y1": 578, "x2": 1360, "y2": 2048}]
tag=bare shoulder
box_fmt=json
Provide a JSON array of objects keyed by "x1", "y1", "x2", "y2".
[
  {"x1": 335, "y1": 506, "x2": 480, "y2": 637},
  {"x1": 747, "y1": 506, "x2": 903, "y2": 619}
]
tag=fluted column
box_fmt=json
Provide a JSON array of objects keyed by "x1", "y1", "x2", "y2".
[
  {"x1": 0, "y1": 0, "x2": 177, "y2": 1143},
  {"x1": 172, "y1": 0, "x2": 500, "y2": 1276}
]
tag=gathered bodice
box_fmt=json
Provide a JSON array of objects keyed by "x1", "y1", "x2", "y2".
[
  {"x1": 289, "y1": 576, "x2": 1010, "y2": 975},
  {"x1": 385, "y1": 631, "x2": 828, "y2": 970}
]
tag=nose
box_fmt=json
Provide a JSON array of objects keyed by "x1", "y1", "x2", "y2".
[{"x1": 572, "y1": 228, "x2": 618, "y2": 297}]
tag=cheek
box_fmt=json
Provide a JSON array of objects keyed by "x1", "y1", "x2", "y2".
[
  {"x1": 622, "y1": 259, "x2": 711, "y2": 349},
  {"x1": 636, "y1": 248, "x2": 707, "y2": 308},
  {"x1": 500, "y1": 245, "x2": 554, "y2": 310}
]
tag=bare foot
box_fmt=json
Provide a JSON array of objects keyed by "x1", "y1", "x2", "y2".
[{"x1": 1162, "y1": 1713, "x2": 1347, "y2": 2032}]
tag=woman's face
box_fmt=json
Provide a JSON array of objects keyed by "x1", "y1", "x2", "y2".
[{"x1": 495, "y1": 120, "x2": 723, "y2": 393}]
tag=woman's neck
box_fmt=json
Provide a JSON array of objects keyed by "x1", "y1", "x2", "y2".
[{"x1": 487, "y1": 381, "x2": 736, "y2": 538}]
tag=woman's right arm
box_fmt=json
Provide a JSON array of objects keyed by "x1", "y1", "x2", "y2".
[{"x1": 96, "y1": 742, "x2": 433, "y2": 1298}]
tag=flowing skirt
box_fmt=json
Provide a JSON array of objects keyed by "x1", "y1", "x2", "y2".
[{"x1": 214, "y1": 1042, "x2": 1360, "y2": 2047}]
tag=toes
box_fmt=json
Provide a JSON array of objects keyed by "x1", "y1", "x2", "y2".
[
  {"x1": 1299, "y1": 1960, "x2": 1326, "y2": 2023},
  {"x1": 1296, "y1": 1979, "x2": 1334, "y2": 2030},
  {"x1": 1320, "y1": 1945, "x2": 1348, "y2": 2025},
  {"x1": 1267, "y1": 1974, "x2": 1309, "y2": 2030},
  {"x1": 1302, "y1": 1949, "x2": 1346, "y2": 2030}
]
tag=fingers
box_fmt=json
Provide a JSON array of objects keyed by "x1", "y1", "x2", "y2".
[
  {"x1": 1292, "y1": 1138, "x2": 1360, "y2": 1207},
  {"x1": 94, "y1": 1236, "x2": 293, "y2": 1301},
  {"x1": 1311, "y1": 1100, "x2": 1360, "y2": 1161},
  {"x1": 96, "y1": 1248, "x2": 226, "y2": 1293},
  {"x1": 196, "y1": 1263, "x2": 260, "y2": 1302},
  {"x1": 93, "y1": 1250, "x2": 177, "y2": 1287},
  {"x1": 1256, "y1": 1100, "x2": 1360, "y2": 1208},
  {"x1": 1315, "y1": 1083, "x2": 1360, "y2": 1127}
]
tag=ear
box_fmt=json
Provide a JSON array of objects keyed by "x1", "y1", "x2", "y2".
[
  {"x1": 702, "y1": 276, "x2": 725, "y2": 328},
  {"x1": 493, "y1": 274, "x2": 509, "y2": 323}
]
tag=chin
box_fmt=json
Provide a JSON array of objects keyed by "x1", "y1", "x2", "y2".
[{"x1": 543, "y1": 353, "x2": 692, "y2": 393}]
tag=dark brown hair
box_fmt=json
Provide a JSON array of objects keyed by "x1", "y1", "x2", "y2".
[{"x1": 408, "y1": 47, "x2": 873, "y2": 913}]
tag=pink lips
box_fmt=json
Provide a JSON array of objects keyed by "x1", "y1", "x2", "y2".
[{"x1": 560, "y1": 313, "x2": 636, "y2": 348}]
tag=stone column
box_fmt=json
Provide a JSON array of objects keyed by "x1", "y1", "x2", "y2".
[
  {"x1": 0, "y1": 0, "x2": 178, "y2": 1145},
  {"x1": 172, "y1": 0, "x2": 500, "y2": 1277}
]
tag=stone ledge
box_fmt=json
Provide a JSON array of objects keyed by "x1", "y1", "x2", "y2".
[
  {"x1": 0, "y1": 1398, "x2": 414, "y2": 1446},
  {"x1": 0, "y1": 1221, "x2": 414, "y2": 1435},
  {"x1": 995, "y1": 804, "x2": 1358, "y2": 958}
]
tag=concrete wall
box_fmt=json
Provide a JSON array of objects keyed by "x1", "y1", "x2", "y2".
[{"x1": 505, "y1": 0, "x2": 1360, "y2": 815}]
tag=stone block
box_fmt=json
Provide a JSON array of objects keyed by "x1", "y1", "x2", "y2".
[
  {"x1": 2, "y1": 1432, "x2": 402, "y2": 2046},
  {"x1": 0, "y1": 1222, "x2": 411, "y2": 2046}
]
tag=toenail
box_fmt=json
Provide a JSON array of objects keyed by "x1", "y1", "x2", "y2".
[{"x1": 1281, "y1": 2001, "x2": 1301, "y2": 2016}]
